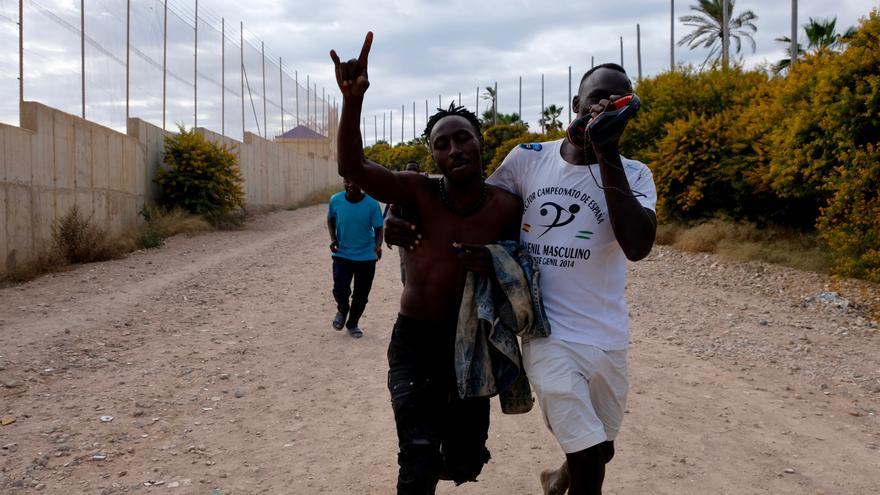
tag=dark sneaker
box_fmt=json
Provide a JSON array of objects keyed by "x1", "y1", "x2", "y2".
[
  {"x1": 332, "y1": 312, "x2": 346, "y2": 330},
  {"x1": 346, "y1": 326, "x2": 364, "y2": 338}
]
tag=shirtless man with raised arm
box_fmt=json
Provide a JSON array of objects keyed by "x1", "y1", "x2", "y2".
[
  {"x1": 386, "y1": 63, "x2": 658, "y2": 495},
  {"x1": 330, "y1": 32, "x2": 522, "y2": 494}
]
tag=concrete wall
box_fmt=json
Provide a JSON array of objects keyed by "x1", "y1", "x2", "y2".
[{"x1": 1, "y1": 101, "x2": 340, "y2": 275}]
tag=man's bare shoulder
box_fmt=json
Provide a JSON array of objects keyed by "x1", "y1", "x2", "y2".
[{"x1": 487, "y1": 184, "x2": 522, "y2": 210}]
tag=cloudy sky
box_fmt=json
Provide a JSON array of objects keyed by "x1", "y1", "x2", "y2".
[{"x1": 0, "y1": 0, "x2": 874, "y2": 143}]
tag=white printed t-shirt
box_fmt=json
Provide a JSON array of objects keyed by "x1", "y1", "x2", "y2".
[{"x1": 487, "y1": 139, "x2": 657, "y2": 350}]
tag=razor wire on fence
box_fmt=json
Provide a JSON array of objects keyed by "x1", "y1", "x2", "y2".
[{"x1": 0, "y1": 0, "x2": 332, "y2": 142}]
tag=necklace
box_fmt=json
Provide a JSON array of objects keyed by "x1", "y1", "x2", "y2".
[{"x1": 437, "y1": 178, "x2": 489, "y2": 217}]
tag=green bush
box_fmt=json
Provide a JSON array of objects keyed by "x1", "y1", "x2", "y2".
[
  {"x1": 818, "y1": 144, "x2": 880, "y2": 282},
  {"x1": 155, "y1": 127, "x2": 245, "y2": 217}
]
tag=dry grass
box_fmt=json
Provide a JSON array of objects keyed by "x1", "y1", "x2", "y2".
[
  {"x1": 657, "y1": 218, "x2": 833, "y2": 274},
  {"x1": 1, "y1": 205, "x2": 216, "y2": 285},
  {"x1": 286, "y1": 186, "x2": 343, "y2": 210},
  {"x1": 142, "y1": 205, "x2": 212, "y2": 241}
]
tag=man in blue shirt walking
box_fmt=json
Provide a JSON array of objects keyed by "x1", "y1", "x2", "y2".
[{"x1": 327, "y1": 178, "x2": 385, "y2": 338}]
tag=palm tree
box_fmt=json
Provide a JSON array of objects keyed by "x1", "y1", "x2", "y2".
[
  {"x1": 481, "y1": 86, "x2": 497, "y2": 118},
  {"x1": 539, "y1": 105, "x2": 563, "y2": 133},
  {"x1": 774, "y1": 17, "x2": 857, "y2": 72},
  {"x1": 678, "y1": 0, "x2": 759, "y2": 68}
]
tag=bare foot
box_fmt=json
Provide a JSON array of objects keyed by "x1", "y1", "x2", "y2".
[{"x1": 540, "y1": 464, "x2": 570, "y2": 495}]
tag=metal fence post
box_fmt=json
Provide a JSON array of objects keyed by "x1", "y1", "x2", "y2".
[
  {"x1": 221, "y1": 17, "x2": 224, "y2": 135},
  {"x1": 373, "y1": 114, "x2": 377, "y2": 144},
  {"x1": 279, "y1": 57, "x2": 284, "y2": 135},
  {"x1": 619, "y1": 36, "x2": 624, "y2": 68},
  {"x1": 194, "y1": 0, "x2": 198, "y2": 128},
  {"x1": 163, "y1": 0, "x2": 168, "y2": 129},
  {"x1": 790, "y1": 0, "x2": 798, "y2": 68},
  {"x1": 18, "y1": 0, "x2": 23, "y2": 110},
  {"x1": 518, "y1": 76, "x2": 522, "y2": 122},
  {"x1": 306, "y1": 77, "x2": 312, "y2": 128},
  {"x1": 475, "y1": 87, "x2": 478, "y2": 116},
  {"x1": 390, "y1": 109, "x2": 393, "y2": 145},
  {"x1": 80, "y1": 0, "x2": 85, "y2": 119},
  {"x1": 637, "y1": 23, "x2": 642, "y2": 81},
  {"x1": 671, "y1": 0, "x2": 675, "y2": 70},
  {"x1": 412, "y1": 101, "x2": 415, "y2": 140},
  {"x1": 722, "y1": 0, "x2": 729, "y2": 69},
  {"x1": 568, "y1": 66, "x2": 571, "y2": 124},
  {"x1": 261, "y1": 41, "x2": 266, "y2": 138},
  {"x1": 240, "y1": 22, "x2": 244, "y2": 137},
  {"x1": 493, "y1": 81, "x2": 497, "y2": 126},
  {"x1": 295, "y1": 70, "x2": 299, "y2": 126},
  {"x1": 401, "y1": 104, "x2": 404, "y2": 144},
  {"x1": 541, "y1": 73, "x2": 544, "y2": 133},
  {"x1": 126, "y1": 0, "x2": 130, "y2": 121}
]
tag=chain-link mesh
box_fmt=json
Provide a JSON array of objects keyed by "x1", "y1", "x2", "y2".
[{"x1": 3, "y1": 0, "x2": 330, "y2": 140}]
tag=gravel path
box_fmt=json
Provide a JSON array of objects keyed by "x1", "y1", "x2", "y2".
[{"x1": 1, "y1": 206, "x2": 878, "y2": 494}]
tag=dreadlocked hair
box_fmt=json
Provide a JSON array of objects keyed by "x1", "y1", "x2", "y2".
[{"x1": 422, "y1": 102, "x2": 483, "y2": 146}]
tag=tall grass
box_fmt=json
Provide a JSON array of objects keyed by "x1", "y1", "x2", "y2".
[{"x1": 657, "y1": 219, "x2": 833, "y2": 273}]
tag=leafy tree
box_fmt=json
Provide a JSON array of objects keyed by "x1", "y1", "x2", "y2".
[
  {"x1": 539, "y1": 104, "x2": 564, "y2": 132},
  {"x1": 481, "y1": 86, "x2": 497, "y2": 119},
  {"x1": 774, "y1": 17, "x2": 857, "y2": 73},
  {"x1": 678, "y1": 0, "x2": 759, "y2": 67}
]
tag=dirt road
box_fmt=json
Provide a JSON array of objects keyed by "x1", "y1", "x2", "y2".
[{"x1": 1, "y1": 206, "x2": 878, "y2": 494}]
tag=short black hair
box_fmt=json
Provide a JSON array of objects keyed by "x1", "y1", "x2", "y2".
[
  {"x1": 579, "y1": 63, "x2": 628, "y2": 87},
  {"x1": 423, "y1": 102, "x2": 483, "y2": 145}
]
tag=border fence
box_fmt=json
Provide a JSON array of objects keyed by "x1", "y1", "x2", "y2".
[{"x1": 0, "y1": 0, "x2": 333, "y2": 141}]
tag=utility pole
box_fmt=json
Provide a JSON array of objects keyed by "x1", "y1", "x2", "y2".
[
  {"x1": 722, "y1": 0, "x2": 729, "y2": 69},
  {"x1": 670, "y1": 0, "x2": 675, "y2": 70},
  {"x1": 790, "y1": 0, "x2": 798, "y2": 68}
]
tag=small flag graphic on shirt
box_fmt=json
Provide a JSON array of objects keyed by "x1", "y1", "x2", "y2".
[
  {"x1": 576, "y1": 230, "x2": 593, "y2": 240},
  {"x1": 522, "y1": 223, "x2": 531, "y2": 233}
]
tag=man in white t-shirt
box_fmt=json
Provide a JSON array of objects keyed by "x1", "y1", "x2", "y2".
[{"x1": 386, "y1": 63, "x2": 656, "y2": 494}]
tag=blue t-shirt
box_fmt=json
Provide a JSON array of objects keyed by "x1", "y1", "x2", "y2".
[{"x1": 328, "y1": 192, "x2": 384, "y2": 261}]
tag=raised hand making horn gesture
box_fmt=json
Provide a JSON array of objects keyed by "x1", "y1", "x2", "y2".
[{"x1": 330, "y1": 31, "x2": 373, "y2": 98}]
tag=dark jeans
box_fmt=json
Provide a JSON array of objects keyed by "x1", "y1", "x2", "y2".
[
  {"x1": 331, "y1": 257, "x2": 376, "y2": 328},
  {"x1": 387, "y1": 314, "x2": 490, "y2": 494}
]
